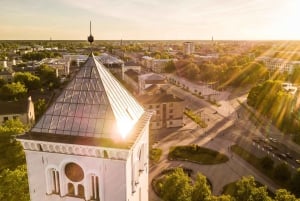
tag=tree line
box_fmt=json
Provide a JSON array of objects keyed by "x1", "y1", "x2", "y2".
[
  {"x1": 247, "y1": 80, "x2": 299, "y2": 134},
  {"x1": 156, "y1": 167, "x2": 300, "y2": 201},
  {"x1": 0, "y1": 64, "x2": 60, "y2": 101},
  {"x1": 0, "y1": 119, "x2": 29, "y2": 201}
]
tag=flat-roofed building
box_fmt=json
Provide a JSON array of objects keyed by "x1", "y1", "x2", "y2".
[
  {"x1": 183, "y1": 42, "x2": 195, "y2": 55},
  {"x1": 0, "y1": 96, "x2": 35, "y2": 125},
  {"x1": 256, "y1": 56, "x2": 300, "y2": 74},
  {"x1": 139, "y1": 87, "x2": 184, "y2": 129},
  {"x1": 124, "y1": 71, "x2": 166, "y2": 95},
  {"x1": 0, "y1": 68, "x2": 14, "y2": 83}
]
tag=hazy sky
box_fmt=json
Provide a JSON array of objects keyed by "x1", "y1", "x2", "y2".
[{"x1": 1, "y1": 0, "x2": 300, "y2": 40}]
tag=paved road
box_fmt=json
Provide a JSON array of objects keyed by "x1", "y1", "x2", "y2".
[
  {"x1": 149, "y1": 118, "x2": 280, "y2": 201},
  {"x1": 149, "y1": 81, "x2": 300, "y2": 201}
]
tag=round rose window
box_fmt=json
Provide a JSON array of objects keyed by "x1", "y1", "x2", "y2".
[{"x1": 65, "y1": 163, "x2": 84, "y2": 182}]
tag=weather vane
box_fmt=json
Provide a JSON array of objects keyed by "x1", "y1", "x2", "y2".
[{"x1": 88, "y1": 21, "x2": 94, "y2": 45}]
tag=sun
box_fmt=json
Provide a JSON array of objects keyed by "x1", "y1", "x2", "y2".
[{"x1": 117, "y1": 119, "x2": 135, "y2": 139}]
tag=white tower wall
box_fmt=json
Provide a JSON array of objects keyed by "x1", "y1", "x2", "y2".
[{"x1": 24, "y1": 148, "x2": 128, "y2": 201}]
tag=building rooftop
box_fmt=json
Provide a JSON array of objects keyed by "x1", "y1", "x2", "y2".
[
  {"x1": 124, "y1": 61, "x2": 140, "y2": 66},
  {"x1": 28, "y1": 53, "x2": 145, "y2": 142},
  {"x1": 18, "y1": 111, "x2": 152, "y2": 149},
  {"x1": 0, "y1": 68, "x2": 14, "y2": 75},
  {"x1": 138, "y1": 90, "x2": 183, "y2": 104},
  {"x1": 124, "y1": 69, "x2": 139, "y2": 82},
  {"x1": 98, "y1": 53, "x2": 123, "y2": 65},
  {"x1": 139, "y1": 73, "x2": 165, "y2": 81},
  {"x1": 0, "y1": 99, "x2": 29, "y2": 115}
]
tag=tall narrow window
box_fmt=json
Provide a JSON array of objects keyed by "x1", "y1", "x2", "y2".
[
  {"x1": 50, "y1": 168, "x2": 60, "y2": 194},
  {"x1": 78, "y1": 184, "x2": 85, "y2": 198},
  {"x1": 91, "y1": 175, "x2": 99, "y2": 200},
  {"x1": 139, "y1": 187, "x2": 142, "y2": 201},
  {"x1": 68, "y1": 183, "x2": 75, "y2": 196},
  {"x1": 138, "y1": 144, "x2": 146, "y2": 172}
]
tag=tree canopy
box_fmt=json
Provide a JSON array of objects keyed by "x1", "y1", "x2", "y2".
[
  {"x1": 0, "y1": 165, "x2": 29, "y2": 201},
  {"x1": 14, "y1": 72, "x2": 41, "y2": 90},
  {"x1": 0, "y1": 119, "x2": 28, "y2": 199},
  {"x1": 0, "y1": 82, "x2": 27, "y2": 101},
  {"x1": 21, "y1": 51, "x2": 61, "y2": 61},
  {"x1": 247, "y1": 80, "x2": 296, "y2": 133},
  {"x1": 156, "y1": 169, "x2": 300, "y2": 201},
  {"x1": 0, "y1": 119, "x2": 27, "y2": 171},
  {"x1": 36, "y1": 64, "x2": 60, "y2": 89},
  {"x1": 160, "y1": 168, "x2": 192, "y2": 201}
]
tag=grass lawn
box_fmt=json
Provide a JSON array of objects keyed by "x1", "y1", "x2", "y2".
[
  {"x1": 168, "y1": 145, "x2": 229, "y2": 164},
  {"x1": 230, "y1": 144, "x2": 291, "y2": 189},
  {"x1": 184, "y1": 109, "x2": 207, "y2": 128},
  {"x1": 231, "y1": 144, "x2": 273, "y2": 178},
  {"x1": 231, "y1": 145, "x2": 261, "y2": 168},
  {"x1": 149, "y1": 148, "x2": 162, "y2": 163}
]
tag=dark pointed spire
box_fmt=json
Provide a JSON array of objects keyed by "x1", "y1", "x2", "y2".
[{"x1": 88, "y1": 21, "x2": 94, "y2": 44}]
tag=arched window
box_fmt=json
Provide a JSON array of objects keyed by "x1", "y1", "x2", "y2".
[
  {"x1": 91, "y1": 175, "x2": 99, "y2": 200},
  {"x1": 138, "y1": 144, "x2": 146, "y2": 172},
  {"x1": 49, "y1": 168, "x2": 60, "y2": 194},
  {"x1": 68, "y1": 183, "x2": 75, "y2": 196},
  {"x1": 65, "y1": 162, "x2": 84, "y2": 182},
  {"x1": 78, "y1": 184, "x2": 85, "y2": 198},
  {"x1": 64, "y1": 162, "x2": 86, "y2": 198}
]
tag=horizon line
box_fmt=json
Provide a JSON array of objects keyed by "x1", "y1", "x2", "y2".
[{"x1": 1, "y1": 39, "x2": 300, "y2": 42}]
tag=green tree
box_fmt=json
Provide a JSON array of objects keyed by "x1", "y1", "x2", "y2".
[
  {"x1": 290, "y1": 168, "x2": 300, "y2": 197},
  {"x1": 229, "y1": 62, "x2": 268, "y2": 87},
  {"x1": 0, "y1": 118, "x2": 27, "y2": 136},
  {"x1": 0, "y1": 77, "x2": 6, "y2": 88},
  {"x1": 34, "y1": 98, "x2": 47, "y2": 120},
  {"x1": 14, "y1": 72, "x2": 41, "y2": 90},
  {"x1": 208, "y1": 195, "x2": 233, "y2": 201},
  {"x1": 37, "y1": 64, "x2": 60, "y2": 89},
  {"x1": 233, "y1": 176, "x2": 273, "y2": 201},
  {"x1": 274, "y1": 189, "x2": 299, "y2": 201},
  {"x1": 273, "y1": 163, "x2": 291, "y2": 183},
  {"x1": 21, "y1": 51, "x2": 61, "y2": 61},
  {"x1": 161, "y1": 168, "x2": 192, "y2": 201},
  {"x1": 290, "y1": 66, "x2": 300, "y2": 84},
  {"x1": 247, "y1": 79, "x2": 296, "y2": 132},
  {"x1": 192, "y1": 173, "x2": 211, "y2": 201},
  {"x1": 234, "y1": 176, "x2": 256, "y2": 201},
  {"x1": 185, "y1": 63, "x2": 200, "y2": 80},
  {"x1": 165, "y1": 60, "x2": 176, "y2": 73},
  {"x1": 0, "y1": 165, "x2": 29, "y2": 201},
  {"x1": 0, "y1": 119, "x2": 27, "y2": 171},
  {"x1": 260, "y1": 156, "x2": 274, "y2": 170},
  {"x1": 0, "y1": 82, "x2": 27, "y2": 101},
  {"x1": 250, "y1": 186, "x2": 273, "y2": 201}
]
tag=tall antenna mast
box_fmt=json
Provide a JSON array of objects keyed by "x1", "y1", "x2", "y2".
[{"x1": 88, "y1": 21, "x2": 94, "y2": 45}]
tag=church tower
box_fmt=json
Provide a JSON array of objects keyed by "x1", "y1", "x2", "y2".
[{"x1": 17, "y1": 26, "x2": 152, "y2": 201}]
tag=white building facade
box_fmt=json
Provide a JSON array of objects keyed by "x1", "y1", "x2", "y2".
[
  {"x1": 18, "y1": 53, "x2": 151, "y2": 201},
  {"x1": 183, "y1": 42, "x2": 195, "y2": 55}
]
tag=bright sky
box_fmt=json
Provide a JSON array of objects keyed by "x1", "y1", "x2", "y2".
[{"x1": 1, "y1": 0, "x2": 300, "y2": 40}]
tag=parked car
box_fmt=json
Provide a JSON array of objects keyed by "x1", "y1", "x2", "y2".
[
  {"x1": 285, "y1": 152, "x2": 293, "y2": 159},
  {"x1": 252, "y1": 138, "x2": 261, "y2": 143},
  {"x1": 269, "y1": 137, "x2": 278, "y2": 143},
  {"x1": 277, "y1": 153, "x2": 287, "y2": 160},
  {"x1": 264, "y1": 145, "x2": 273, "y2": 151}
]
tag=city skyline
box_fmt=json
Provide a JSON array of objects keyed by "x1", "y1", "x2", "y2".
[{"x1": 1, "y1": 0, "x2": 300, "y2": 40}]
